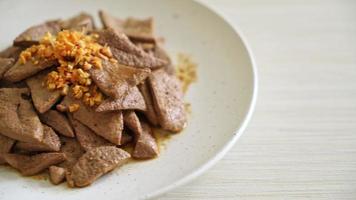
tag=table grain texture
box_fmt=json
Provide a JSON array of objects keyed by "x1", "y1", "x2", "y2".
[{"x1": 158, "y1": 0, "x2": 356, "y2": 199}]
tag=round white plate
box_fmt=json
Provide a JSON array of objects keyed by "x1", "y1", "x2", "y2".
[{"x1": 0, "y1": 0, "x2": 257, "y2": 199}]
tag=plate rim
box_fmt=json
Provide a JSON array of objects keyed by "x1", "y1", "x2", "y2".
[{"x1": 143, "y1": 0, "x2": 259, "y2": 199}]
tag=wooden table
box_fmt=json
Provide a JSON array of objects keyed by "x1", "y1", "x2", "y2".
[{"x1": 159, "y1": 0, "x2": 356, "y2": 199}]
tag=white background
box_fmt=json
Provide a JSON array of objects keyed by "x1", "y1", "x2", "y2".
[{"x1": 160, "y1": 0, "x2": 356, "y2": 199}]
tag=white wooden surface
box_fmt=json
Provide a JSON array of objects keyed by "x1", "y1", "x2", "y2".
[{"x1": 158, "y1": 0, "x2": 356, "y2": 199}]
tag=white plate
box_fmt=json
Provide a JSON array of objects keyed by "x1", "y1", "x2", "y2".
[{"x1": 0, "y1": 0, "x2": 257, "y2": 199}]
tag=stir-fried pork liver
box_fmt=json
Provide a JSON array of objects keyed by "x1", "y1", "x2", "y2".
[
  {"x1": 49, "y1": 166, "x2": 66, "y2": 185},
  {"x1": 40, "y1": 110, "x2": 75, "y2": 137},
  {"x1": 3, "y1": 152, "x2": 66, "y2": 176},
  {"x1": 0, "y1": 88, "x2": 44, "y2": 143},
  {"x1": 15, "y1": 125, "x2": 61, "y2": 152},
  {"x1": 26, "y1": 70, "x2": 61, "y2": 113},
  {"x1": 149, "y1": 69, "x2": 187, "y2": 132},
  {"x1": 58, "y1": 91, "x2": 124, "y2": 145},
  {"x1": 66, "y1": 146, "x2": 130, "y2": 187},
  {"x1": 89, "y1": 59, "x2": 150, "y2": 99},
  {"x1": 13, "y1": 20, "x2": 61, "y2": 47},
  {"x1": 96, "y1": 29, "x2": 166, "y2": 68},
  {"x1": 96, "y1": 86, "x2": 146, "y2": 112}
]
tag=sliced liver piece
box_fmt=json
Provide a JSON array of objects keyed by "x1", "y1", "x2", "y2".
[
  {"x1": 96, "y1": 29, "x2": 166, "y2": 68},
  {"x1": 40, "y1": 110, "x2": 74, "y2": 137},
  {"x1": 99, "y1": 11, "x2": 154, "y2": 43},
  {"x1": 61, "y1": 12, "x2": 95, "y2": 32},
  {"x1": 149, "y1": 69, "x2": 187, "y2": 132},
  {"x1": 69, "y1": 117, "x2": 114, "y2": 152},
  {"x1": 138, "y1": 81, "x2": 159, "y2": 126},
  {"x1": 0, "y1": 58, "x2": 15, "y2": 80},
  {"x1": 0, "y1": 88, "x2": 44, "y2": 143},
  {"x1": 0, "y1": 134, "x2": 15, "y2": 164},
  {"x1": 4, "y1": 59, "x2": 56, "y2": 82},
  {"x1": 123, "y1": 111, "x2": 158, "y2": 159},
  {"x1": 13, "y1": 20, "x2": 61, "y2": 47},
  {"x1": 0, "y1": 46, "x2": 23, "y2": 60},
  {"x1": 49, "y1": 166, "x2": 66, "y2": 185},
  {"x1": 67, "y1": 146, "x2": 130, "y2": 187},
  {"x1": 15, "y1": 125, "x2": 61, "y2": 152},
  {"x1": 26, "y1": 69, "x2": 61, "y2": 113},
  {"x1": 3, "y1": 152, "x2": 66, "y2": 176},
  {"x1": 58, "y1": 91, "x2": 124, "y2": 145},
  {"x1": 96, "y1": 86, "x2": 146, "y2": 112},
  {"x1": 90, "y1": 60, "x2": 150, "y2": 98},
  {"x1": 121, "y1": 17, "x2": 154, "y2": 42},
  {"x1": 132, "y1": 121, "x2": 159, "y2": 159},
  {"x1": 123, "y1": 111, "x2": 142, "y2": 136},
  {"x1": 58, "y1": 137, "x2": 84, "y2": 170}
]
